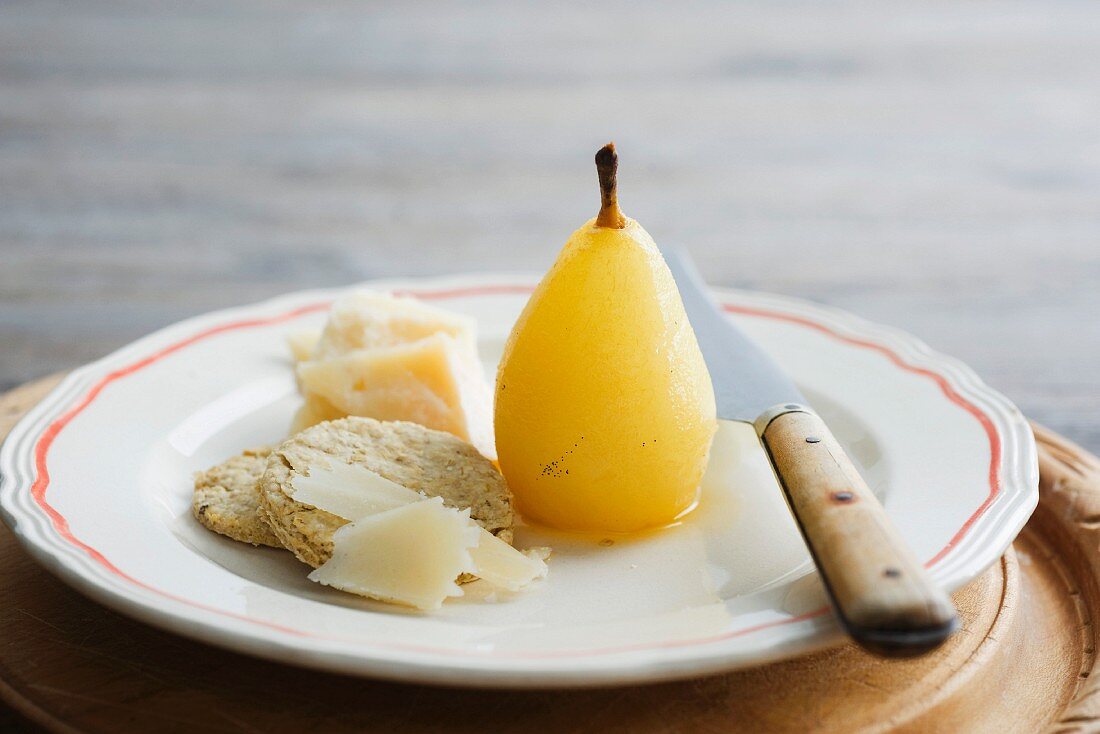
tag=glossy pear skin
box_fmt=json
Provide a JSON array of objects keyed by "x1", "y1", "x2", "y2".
[{"x1": 494, "y1": 218, "x2": 717, "y2": 532}]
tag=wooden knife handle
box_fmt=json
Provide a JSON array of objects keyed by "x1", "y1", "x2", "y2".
[{"x1": 760, "y1": 409, "x2": 958, "y2": 656}]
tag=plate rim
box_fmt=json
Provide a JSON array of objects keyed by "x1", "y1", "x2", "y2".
[{"x1": 0, "y1": 274, "x2": 1038, "y2": 687}]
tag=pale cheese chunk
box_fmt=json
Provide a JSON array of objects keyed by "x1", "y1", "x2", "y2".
[
  {"x1": 287, "y1": 328, "x2": 322, "y2": 362},
  {"x1": 289, "y1": 393, "x2": 345, "y2": 435},
  {"x1": 297, "y1": 333, "x2": 496, "y2": 460},
  {"x1": 314, "y1": 290, "x2": 476, "y2": 359},
  {"x1": 308, "y1": 497, "x2": 480, "y2": 610},
  {"x1": 291, "y1": 460, "x2": 422, "y2": 520}
]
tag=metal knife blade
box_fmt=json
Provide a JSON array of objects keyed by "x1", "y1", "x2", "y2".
[{"x1": 663, "y1": 245, "x2": 806, "y2": 425}]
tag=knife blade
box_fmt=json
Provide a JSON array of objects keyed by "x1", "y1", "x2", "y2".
[
  {"x1": 664, "y1": 246, "x2": 805, "y2": 426},
  {"x1": 663, "y1": 244, "x2": 958, "y2": 657}
]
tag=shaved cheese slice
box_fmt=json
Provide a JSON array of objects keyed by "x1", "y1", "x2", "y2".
[
  {"x1": 291, "y1": 461, "x2": 422, "y2": 520},
  {"x1": 308, "y1": 497, "x2": 480, "y2": 610},
  {"x1": 314, "y1": 290, "x2": 476, "y2": 359},
  {"x1": 297, "y1": 333, "x2": 496, "y2": 459},
  {"x1": 525, "y1": 547, "x2": 552, "y2": 563},
  {"x1": 291, "y1": 461, "x2": 548, "y2": 595},
  {"x1": 286, "y1": 328, "x2": 322, "y2": 362},
  {"x1": 469, "y1": 529, "x2": 548, "y2": 591}
]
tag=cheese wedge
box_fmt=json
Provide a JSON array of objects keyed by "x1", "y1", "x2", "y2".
[
  {"x1": 289, "y1": 393, "x2": 345, "y2": 435},
  {"x1": 297, "y1": 333, "x2": 496, "y2": 459},
  {"x1": 314, "y1": 290, "x2": 476, "y2": 359},
  {"x1": 287, "y1": 328, "x2": 323, "y2": 362},
  {"x1": 292, "y1": 461, "x2": 547, "y2": 597},
  {"x1": 289, "y1": 291, "x2": 496, "y2": 460},
  {"x1": 307, "y1": 498, "x2": 480, "y2": 610}
]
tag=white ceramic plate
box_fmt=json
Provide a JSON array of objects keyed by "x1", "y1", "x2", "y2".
[{"x1": 0, "y1": 275, "x2": 1037, "y2": 687}]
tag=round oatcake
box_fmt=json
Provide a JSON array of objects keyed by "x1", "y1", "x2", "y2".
[
  {"x1": 193, "y1": 447, "x2": 283, "y2": 548},
  {"x1": 258, "y1": 417, "x2": 514, "y2": 569}
]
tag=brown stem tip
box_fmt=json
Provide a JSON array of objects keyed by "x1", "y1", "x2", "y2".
[{"x1": 594, "y1": 142, "x2": 626, "y2": 229}]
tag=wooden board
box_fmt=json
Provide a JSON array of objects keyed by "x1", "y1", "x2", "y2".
[{"x1": 0, "y1": 376, "x2": 1097, "y2": 733}]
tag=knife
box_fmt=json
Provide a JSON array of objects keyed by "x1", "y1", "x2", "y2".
[{"x1": 664, "y1": 246, "x2": 958, "y2": 657}]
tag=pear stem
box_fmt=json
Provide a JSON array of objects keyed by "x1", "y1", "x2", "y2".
[{"x1": 595, "y1": 143, "x2": 626, "y2": 229}]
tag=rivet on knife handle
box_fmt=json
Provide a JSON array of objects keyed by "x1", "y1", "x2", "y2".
[{"x1": 760, "y1": 409, "x2": 959, "y2": 656}]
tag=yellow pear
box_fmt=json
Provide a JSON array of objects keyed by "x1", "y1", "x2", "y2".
[{"x1": 494, "y1": 144, "x2": 717, "y2": 532}]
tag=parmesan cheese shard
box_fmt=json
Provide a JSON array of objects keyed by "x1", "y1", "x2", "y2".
[
  {"x1": 307, "y1": 497, "x2": 480, "y2": 610},
  {"x1": 297, "y1": 333, "x2": 496, "y2": 460},
  {"x1": 469, "y1": 529, "x2": 548, "y2": 591},
  {"x1": 525, "y1": 547, "x2": 552, "y2": 563},
  {"x1": 291, "y1": 461, "x2": 422, "y2": 520},
  {"x1": 291, "y1": 460, "x2": 548, "y2": 597},
  {"x1": 314, "y1": 290, "x2": 476, "y2": 359}
]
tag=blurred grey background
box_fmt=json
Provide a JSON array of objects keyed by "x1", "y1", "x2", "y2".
[{"x1": 1, "y1": 1, "x2": 1098, "y2": 449}]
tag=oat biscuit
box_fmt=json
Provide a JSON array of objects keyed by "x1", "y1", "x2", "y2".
[{"x1": 193, "y1": 447, "x2": 282, "y2": 548}]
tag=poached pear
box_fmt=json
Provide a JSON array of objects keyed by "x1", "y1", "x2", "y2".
[{"x1": 494, "y1": 144, "x2": 717, "y2": 532}]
